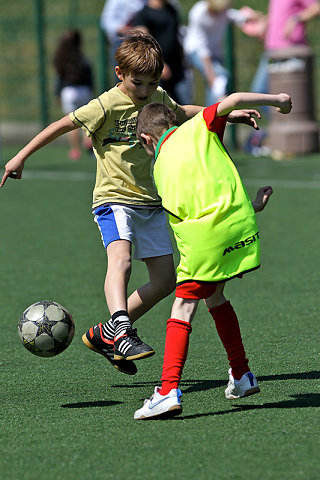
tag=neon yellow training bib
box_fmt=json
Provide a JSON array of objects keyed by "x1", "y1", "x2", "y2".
[{"x1": 153, "y1": 112, "x2": 260, "y2": 283}]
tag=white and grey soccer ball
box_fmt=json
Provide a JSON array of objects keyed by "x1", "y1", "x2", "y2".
[{"x1": 18, "y1": 301, "x2": 75, "y2": 357}]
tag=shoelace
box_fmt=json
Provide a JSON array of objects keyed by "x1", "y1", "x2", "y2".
[
  {"x1": 144, "y1": 390, "x2": 157, "y2": 406},
  {"x1": 125, "y1": 327, "x2": 143, "y2": 345}
]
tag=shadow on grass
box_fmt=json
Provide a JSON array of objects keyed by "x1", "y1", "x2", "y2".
[
  {"x1": 176, "y1": 393, "x2": 320, "y2": 420},
  {"x1": 59, "y1": 372, "x2": 320, "y2": 416},
  {"x1": 110, "y1": 370, "x2": 320, "y2": 396},
  {"x1": 61, "y1": 400, "x2": 123, "y2": 409},
  {"x1": 181, "y1": 370, "x2": 320, "y2": 395},
  {"x1": 258, "y1": 371, "x2": 320, "y2": 381}
]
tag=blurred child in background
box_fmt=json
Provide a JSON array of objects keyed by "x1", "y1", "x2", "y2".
[
  {"x1": 250, "y1": 0, "x2": 320, "y2": 94},
  {"x1": 184, "y1": 0, "x2": 258, "y2": 105},
  {"x1": 132, "y1": 0, "x2": 192, "y2": 104},
  {"x1": 53, "y1": 29, "x2": 94, "y2": 160},
  {"x1": 100, "y1": 0, "x2": 147, "y2": 55}
]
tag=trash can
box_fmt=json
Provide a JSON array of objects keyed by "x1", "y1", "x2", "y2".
[{"x1": 268, "y1": 45, "x2": 319, "y2": 156}]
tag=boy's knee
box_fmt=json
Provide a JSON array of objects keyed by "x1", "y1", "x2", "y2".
[
  {"x1": 162, "y1": 277, "x2": 176, "y2": 296},
  {"x1": 151, "y1": 275, "x2": 176, "y2": 300},
  {"x1": 159, "y1": 272, "x2": 176, "y2": 296},
  {"x1": 171, "y1": 296, "x2": 198, "y2": 322},
  {"x1": 120, "y1": 255, "x2": 132, "y2": 273},
  {"x1": 107, "y1": 241, "x2": 132, "y2": 276},
  {"x1": 111, "y1": 254, "x2": 132, "y2": 276}
]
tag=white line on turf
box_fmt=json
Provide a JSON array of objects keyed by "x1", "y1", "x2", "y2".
[
  {"x1": 19, "y1": 171, "x2": 320, "y2": 190},
  {"x1": 243, "y1": 178, "x2": 320, "y2": 190},
  {"x1": 22, "y1": 171, "x2": 94, "y2": 181}
]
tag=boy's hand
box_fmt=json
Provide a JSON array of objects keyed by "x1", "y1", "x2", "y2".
[
  {"x1": 252, "y1": 186, "x2": 273, "y2": 212},
  {"x1": 227, "y1": 109, "x2": 261, "y2": 130},
  {"x1": 1, "y1": 156, "x2": 25, "y2": 187},
  {"x1": 276, "y1": 93, "x2": 292, "y2": 114}
]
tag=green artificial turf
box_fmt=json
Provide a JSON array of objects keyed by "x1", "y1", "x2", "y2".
[{"x1": 0, "y1": 145, "x2": 319, "y2": 480}]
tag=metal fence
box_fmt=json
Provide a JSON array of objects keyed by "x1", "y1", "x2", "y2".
[
  {"x1": 0, "y1": 0, "x2": 106, "y2": 128},
  {"x1": 1, "y1": 0, "x2": 320, "y2": 136}
]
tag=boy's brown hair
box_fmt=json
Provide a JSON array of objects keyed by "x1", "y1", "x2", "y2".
[
  {"x1": 115, "y1": 31, "x2": 164, "y2": 78},
  {"x1": 136, "y1": 103, "x2": 179, "y2": 143}
]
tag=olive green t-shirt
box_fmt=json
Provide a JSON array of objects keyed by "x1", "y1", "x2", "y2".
[{"x1": 70, "y1": 85, "x2": 179, "y2": 208}]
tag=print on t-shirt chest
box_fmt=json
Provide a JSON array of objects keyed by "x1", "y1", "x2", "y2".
[{"x1": 102, "y1": 116, "x2": 138, "y2": 148}]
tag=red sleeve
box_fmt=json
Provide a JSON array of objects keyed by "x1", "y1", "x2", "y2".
[{"x1": 202, "y1": 103, "x2": 228, "y2": 142}]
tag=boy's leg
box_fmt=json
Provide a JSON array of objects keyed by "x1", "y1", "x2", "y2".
[
  {"x1": 91, "y1": 253, "x2": 173, "y2": 372},
  {"x1": 82, "y1": 205, "x2": 155, "y2": 371},
  {"x1": 160, "y1": 297, "x2": 197, "y2": 394},
  {"x1": 82, "y1": 239, "x2": 142, "y2": 374},
  {"x1": 103, "y1": 240, "x2": 155, "y2": 361},
  {"x1": 127, "y1": 254, "x2": 176, "y2": 323},
  {"x1": 205, "y1": 284, "x2": 260, "y2": 398},
  {"x1": 134, "y1": 297, "x2": 197, "y2": 420},
  {"x1": 127, "y1": 207, "x2": 176, "y2": 322},
  {"x1": 82, "y1": 239, "x2": 154, "y2": 368},
  {"x1": 104, "y1": 239, "x2": 132, "y2": 315},
  {"x1": 205, "y1": 283, "x2": 249, "y2": 379},
  {"x1": 155, "y1": 282, "x2": 218, "y2": 398}
]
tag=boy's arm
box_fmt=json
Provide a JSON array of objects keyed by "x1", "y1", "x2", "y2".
[
  {"x1": 216, "y1": 92, "x2": 292, "y2": 117},
  {"x1": 252, "y1": 186, "x2": 273, "y2": 212},
  {"x1": 176, "y1": 104, "x2": 204, "y2": 122},
  {"x1": 1, "y1": 115, "x2": 77, "y2": 187}
]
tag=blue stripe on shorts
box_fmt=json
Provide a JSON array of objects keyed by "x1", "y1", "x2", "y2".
[{"x1": 94, "y1": 205, "x2": 121, "y2": 249}]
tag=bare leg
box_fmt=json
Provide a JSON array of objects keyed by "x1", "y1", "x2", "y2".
[
  {"x1": 204, "y1": 282, "x2": 226, "y2": 309},
  {"x1": 170, "y1": 296, "x2": 199, "y2": 323},
  {"x1": 128, "y1": 254, "x2": 176, "y2": 323},
  {"x1": 84, "y1": 239, "x2": 153, "y2": 367},
  {"x1": 104, "y1": 239, "x2": 132, "y2": 315}
]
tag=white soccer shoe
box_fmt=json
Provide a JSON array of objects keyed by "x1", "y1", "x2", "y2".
[
  {"x1": 134, "y1": 386, "x2": 182, "y2": 420},
  {"x1": 225, "y1": 368, "x2": 260, "y2": 399}
]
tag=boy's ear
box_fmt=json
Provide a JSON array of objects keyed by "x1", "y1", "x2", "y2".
[
  {"x1": 140, "y1": 133, "x2": 152, "y2": 145},
  {"x1": 115, "y1": 66, "x2": 124, "y2": 81}
]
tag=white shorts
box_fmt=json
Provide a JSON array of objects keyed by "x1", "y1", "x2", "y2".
[
  {"x1": 93, "y1": 204, "x2": 173, "y2": 260},
  {"x1": 60, "y1": 86, "x2": 92, "y2": 114}
]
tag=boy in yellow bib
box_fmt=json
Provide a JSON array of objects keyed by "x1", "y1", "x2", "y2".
[{"x1": 134, "y1": 91, "x2": 292, "y2": 419}]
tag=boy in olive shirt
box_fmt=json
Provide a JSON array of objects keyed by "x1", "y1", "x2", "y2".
[{"x1": 1, "y1": 32, "x2": 203, "y2": 375}]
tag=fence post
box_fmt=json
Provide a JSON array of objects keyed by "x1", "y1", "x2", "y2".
[
  {"x1": 68, "y1": 0, "x2": 78, "y2": 28},
  {"x1": 98, "y1": 26, "x2": 109, "y2": 92},
  {"x1": 225, "y1": 23, "x2": 237, "y2": 149},
  {"x1": 34, "y1": 0, "x2": 49, "y2": 127}
]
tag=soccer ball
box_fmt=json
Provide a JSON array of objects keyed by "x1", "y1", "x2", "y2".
[{"x1": 18, "y1": 300, "x2": 75, "y2": 357}]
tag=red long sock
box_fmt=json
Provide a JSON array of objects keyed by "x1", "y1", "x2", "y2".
[
  {"x1": 209, "y1": 301, "x2": 249, "y2": 380},
  {"x1": 159, "y1": 318, "x2": 192, "y2": 396}
]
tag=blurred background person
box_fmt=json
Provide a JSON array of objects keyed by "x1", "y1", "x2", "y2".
[
  {"x1": 250, "y1": 0, "x2": 320, "y2": 94},
  {"x1": 100, "y1": 0, "x2": 147, "y2": 58},
  {"x1": 184, "y1": 0, "x2": 257, "y2": 106},
  {"x1": 243, "y1": 0, "x2": 320, "y2": 156},
  {"x1": 53, "y1": 29, "x2": 94, "y2": 160},
  {"x1": 131, "y1": 0, "x2": 192, "y2": 104}
]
